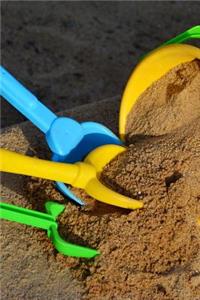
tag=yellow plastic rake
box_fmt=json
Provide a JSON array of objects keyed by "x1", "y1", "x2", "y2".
[{"x1": 0, "y1": 147, "x2": 143, "y2": 210}]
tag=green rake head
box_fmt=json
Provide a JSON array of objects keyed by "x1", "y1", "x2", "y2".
[{"x1": 0, "y1": 201, "x2": 99, "y2": 258}]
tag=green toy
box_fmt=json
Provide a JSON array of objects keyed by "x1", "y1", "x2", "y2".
[
  {"x1": 0, "y1": 201, "x2": 99, "y2": 258},
  {"x1": 162, "y1": 25, "x2": 200, "y2": 46}
]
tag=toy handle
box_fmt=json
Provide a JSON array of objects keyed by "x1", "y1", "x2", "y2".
[
  {"x1": 0, "y1": 201, "x2": 99, "y2": 258},
  {"x1": 0, "y1": 201, "x2": 56, "y2": 230},
  {"x1": 0, "y1": 148, "x2": 79, "y2": 184},
  {"x1": 163, "y1": 25, "x2": 200, "y2": 46},
  {"x1": 0, "y1": 66, "x2": 57, "y2": 134}
]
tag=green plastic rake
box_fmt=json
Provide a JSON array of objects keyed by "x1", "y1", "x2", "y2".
[{"x1": 0, "y1": 201, "x2": 99, "y2": 258}]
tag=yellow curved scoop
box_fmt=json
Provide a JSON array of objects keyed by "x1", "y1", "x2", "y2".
[
  {"x1": 119, "y1": 43, "x2": 200, "y2": 140},
  {"x1": 0, "y1": 147, "x2": 143, "y2": 210}
]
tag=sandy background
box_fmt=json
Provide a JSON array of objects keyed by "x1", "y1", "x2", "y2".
[
  {"x1": 1, "y1": 1, "x2": 200, "y2": 128},
  {"x1": 1, "y1": 2, "x2": 200, "y2": 299}
]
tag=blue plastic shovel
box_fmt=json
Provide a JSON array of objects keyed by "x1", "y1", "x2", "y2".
[{"x1": 0, "y1": 66, "x2": 122, "y2": 205}]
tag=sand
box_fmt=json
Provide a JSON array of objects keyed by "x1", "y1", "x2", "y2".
[
  {"x1": 23, "y1": 60, "x2": 200, "y2": 299},
  {"x1": 126, "y1": 59, "x2": 200, "y2": 142},
  {"x1": 25, "y1": 119, "x2": 200, "y2": 300}
]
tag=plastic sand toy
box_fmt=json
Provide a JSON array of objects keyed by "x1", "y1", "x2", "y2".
[
  {"x1": 0, "y1": 201, "x2": 99, "y2": 258},
  {"x1": 119, "y1": 25, "x2": 200, "y2": 139},
  {"x1": 0, "y1": 148, "x2": 143, "y2": 210},
  {"x1": 0, "y1": 66, "x2": 122, "y2": 205}
]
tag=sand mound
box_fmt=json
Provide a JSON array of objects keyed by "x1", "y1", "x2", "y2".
[
  {"x1": 26, "y1": 59, "x2": 200, "y2": 299},
  {"x1": 60, "y1": 119, "x2": 200, "y2": 300},
  {"x1": 126, "y1": 59, "x2": 200, "y2": 142}
]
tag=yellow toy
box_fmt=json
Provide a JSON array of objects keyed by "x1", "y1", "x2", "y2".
[
  {"x1": 119, "y1": 27, "x2": 200, "y2": 140},
  {"x1": 0, "y1": 147, "x2": 143, "y2": 210}
]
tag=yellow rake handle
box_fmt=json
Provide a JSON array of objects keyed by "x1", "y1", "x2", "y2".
[
  {"x1": 0, "y1": 148, "x2": 144, "y2": 210},
  {"x1": 0, "y1": 148, "x2": 81, "y2": 186}
]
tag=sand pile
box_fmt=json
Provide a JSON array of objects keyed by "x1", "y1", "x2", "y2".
[
  {"x1": 126, "y1": 58, "x2": 200, "y2": 142},
  {"x1": 25, "y1": 59, "x2": 200, "y2": 299}
]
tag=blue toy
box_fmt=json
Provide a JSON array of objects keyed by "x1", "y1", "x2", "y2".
[{"x1": 0, "y1": 66, "x2": 122, "y2": 205}]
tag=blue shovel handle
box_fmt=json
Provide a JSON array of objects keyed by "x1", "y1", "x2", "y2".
[
  {"x1": 0, "y1": 66, "x2": 57, "y2": 134},
  {"x1": 0, "y1": 66, "x2": 85, "y2": 205},
  {"x1": 0, "y1": 66, "x2": 84, "y2": 158}
]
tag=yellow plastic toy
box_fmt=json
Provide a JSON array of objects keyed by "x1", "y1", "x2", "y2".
[
  {"x1": 0, "y1": 147, "x2": 143, "y2": 210},
  {"x1": 119, "y1": 28, "x2": 200, "y2": 140}
]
